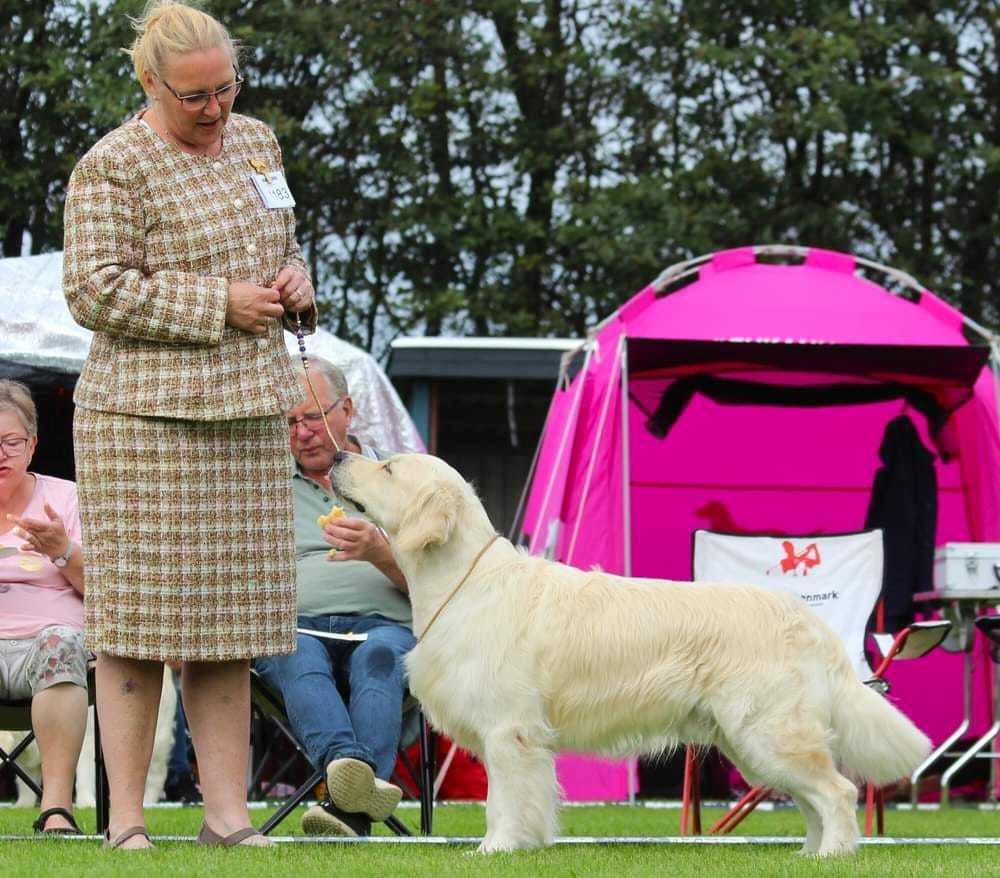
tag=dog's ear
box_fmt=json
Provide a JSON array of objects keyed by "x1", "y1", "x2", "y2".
[{"x1": 396, "y1": 482, "x2": 462, "y2": 554}]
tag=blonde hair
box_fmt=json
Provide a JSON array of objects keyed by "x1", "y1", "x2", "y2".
[
  {"x1": 0, "y1": 379, "x2": 38, "y2": 438},
  {"x1": 125, "y1": 0, "x2": 239, "y2": 87}
]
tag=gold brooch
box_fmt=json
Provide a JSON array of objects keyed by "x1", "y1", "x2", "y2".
[{"x1": 249, "y1": 157, "x2": 269, "y2": 175}]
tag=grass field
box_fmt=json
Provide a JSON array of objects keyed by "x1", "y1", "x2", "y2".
[{"x1": 1, "y1": 802, "x2": 998, "y2": 877}]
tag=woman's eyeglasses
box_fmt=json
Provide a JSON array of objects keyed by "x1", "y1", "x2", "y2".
[
  {"x1": 0, "y1": 437, "x2": 29, "y2": 457},
  {"x1": 160, "y1": 66, "x2": 243, "y2": 112}
]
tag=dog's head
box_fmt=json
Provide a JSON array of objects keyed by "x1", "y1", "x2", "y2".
[{"x1": 331, "y1": 452, "x2": 489, "y2": 556}]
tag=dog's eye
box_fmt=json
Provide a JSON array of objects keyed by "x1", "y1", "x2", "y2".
[{"x1": 382, "y1": 462, "x2": 392, "y2": 475}]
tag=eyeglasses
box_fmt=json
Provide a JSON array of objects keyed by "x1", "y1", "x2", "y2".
[
  {"x1": 0, "y1": 437, "x2": 29, "y2": 457},
  {"x1": 159, "y1": 65, "x2": 243, "y2": 112},
  {"x1": 287, "y1": 399, "x2": 342, "y2": 432}
]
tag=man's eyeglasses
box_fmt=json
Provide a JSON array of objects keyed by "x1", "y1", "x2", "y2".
[
  {"x1": 0, "y1": 437, "x2": 29, "y2": 458},
  {"x1": 160, "y1": 65, "x2": 243, "y2": 112},
  {"x1": 287, "y1": 399, "x2": 342, "y2": 431}
]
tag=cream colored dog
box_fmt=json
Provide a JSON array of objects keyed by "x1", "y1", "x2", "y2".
[{"x1": 330, "y1": 451, "x2": 932, "y2": 856}]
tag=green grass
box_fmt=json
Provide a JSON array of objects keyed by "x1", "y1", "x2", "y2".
[{"x1": 0, "y1": 803, "x2": 998, "y2": 877}]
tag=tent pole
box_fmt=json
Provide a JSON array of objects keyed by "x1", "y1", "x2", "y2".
[
  {"x1": 527, "y1": 345, "x2": 594, "y2": 556},
  {"x1": 507, "y1": 370, "x2": 563, "y2": 542},
  {"x1": 991, "y1": 342, "x2": 1000, "y2": 436},
  {"x1": 619, "y1": 335, "x2": 638, "y2": 806},
  {"x1": 565, "y1": 341, "x2": 623, "y2": 566},
  {"x1": 620, "y1": 337, "x2": 632, "y2": 579}
]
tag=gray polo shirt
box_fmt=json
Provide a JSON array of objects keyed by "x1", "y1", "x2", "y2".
[{"x1": 292, "y1": 445, "x2": 412, "y2": 626}]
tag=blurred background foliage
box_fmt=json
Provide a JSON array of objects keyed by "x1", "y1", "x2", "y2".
[{"x1": 2, "y1": 0, "x2": 996, "y2": 356}]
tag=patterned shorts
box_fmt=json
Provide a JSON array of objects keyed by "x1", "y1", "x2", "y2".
[{"x1": 0, "y1": 626, "x2": 88, "y2": 699}]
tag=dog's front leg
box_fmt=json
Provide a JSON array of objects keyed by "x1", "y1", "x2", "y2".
[{"x1": 476, "y1": 724, "x2": 559, "y2": 853}]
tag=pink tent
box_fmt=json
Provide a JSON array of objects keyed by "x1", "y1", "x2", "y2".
[{"x1": 518, "y1": 245, "x2": 1000, "y2": 801}]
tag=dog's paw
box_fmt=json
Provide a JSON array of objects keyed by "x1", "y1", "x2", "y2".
[
  {"x1": 477, "y1": 837, "x2": 521, "y2": 854},
  {"x1": 477, "y1": 834, "x2": 548, "y2": 854},
  {"x1": 815, "y1": 841, "x2": 859, "y2": 858}
]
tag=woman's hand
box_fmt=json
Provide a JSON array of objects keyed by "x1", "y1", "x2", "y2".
[
  {"x1": 8, "y1": 503, "x2": 72, "y2": 561},
  {"x1": 226, "y1": 281, "x2": 285, "y2": 334},
  {"x1": 272, "y1": 266, "x2": 315, "y2": 314}
]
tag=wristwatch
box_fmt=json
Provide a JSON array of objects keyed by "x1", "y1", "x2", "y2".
[{"x1": 52, "y1": 541, "x2": 76, "y2": 568}]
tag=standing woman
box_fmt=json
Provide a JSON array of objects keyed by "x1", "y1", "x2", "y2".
[{"x1": 63, "y1": 0, "x2": 316, "y2": 849}]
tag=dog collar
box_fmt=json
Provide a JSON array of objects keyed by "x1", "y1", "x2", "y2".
[{"x1": 416, "y1": 534, "x2": 500, "y2": 643}]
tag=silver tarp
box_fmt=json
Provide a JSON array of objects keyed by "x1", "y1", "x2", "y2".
[{"x1": 0, "y1": 252, "x2": 424, "y2": 453}]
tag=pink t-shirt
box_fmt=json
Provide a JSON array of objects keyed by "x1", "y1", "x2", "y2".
[{"x1": 0, "y1": 474, "x2": 84, "y2": 639}]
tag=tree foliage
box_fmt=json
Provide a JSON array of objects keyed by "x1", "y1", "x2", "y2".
[{"x1": 2, "y1": 0, "x2": 996, "y2": 356}]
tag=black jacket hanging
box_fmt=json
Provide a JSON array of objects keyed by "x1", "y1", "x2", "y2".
[{"x1": 864, "y1": 415, "x2": 938, "y2": 632}]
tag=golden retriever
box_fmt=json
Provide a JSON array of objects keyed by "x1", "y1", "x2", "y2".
[{"x1": 330, "y1": 452, "x2": 930, "y2": 855}]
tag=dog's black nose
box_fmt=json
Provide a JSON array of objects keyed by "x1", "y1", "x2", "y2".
[{"x1": 333, "y1": 451, "x2": 348, "y2": 465}]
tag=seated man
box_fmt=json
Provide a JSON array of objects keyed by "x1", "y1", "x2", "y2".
[{"x1": 254, "y1": 357, "x2": 415, "y2": 837}]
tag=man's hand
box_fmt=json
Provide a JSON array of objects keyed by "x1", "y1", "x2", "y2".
[{"x1": 323, "y1": 517, "x2": 391, "y2": 565}]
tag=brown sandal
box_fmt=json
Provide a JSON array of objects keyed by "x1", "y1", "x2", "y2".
[
  {"x1": 104, "y1": 825, "x2": 153, "y2": 849},
  {"x1": 196, "y1": 823, "x2": 271, "y2": 846},
  {"x1": 33, "y1": 807, "x2": 83, "y2": 835}
]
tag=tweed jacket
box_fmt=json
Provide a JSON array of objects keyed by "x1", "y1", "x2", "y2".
[{"x1": 63, "y1": 112, "x2": 317, "y2": 421}]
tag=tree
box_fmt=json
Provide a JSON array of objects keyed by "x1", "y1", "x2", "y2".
[
  {"x1": 1, "y1": 0, "x2": 136, "y2": 256},
  {"x1": 2, "y1": 0, "x2": 996, "y2": 353}
]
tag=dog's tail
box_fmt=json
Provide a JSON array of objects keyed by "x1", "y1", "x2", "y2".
[{"x1": 829, "y1": 669, "x2": 931, "y2": 786}]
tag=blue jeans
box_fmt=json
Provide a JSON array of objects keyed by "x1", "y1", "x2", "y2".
[{"x1": 254, "y1": 614, "x2": 415, "y2": 780}]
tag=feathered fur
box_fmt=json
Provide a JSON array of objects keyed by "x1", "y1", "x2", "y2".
[{"x1": 331, "y1": 452, "x2": 930, "y2": 856}]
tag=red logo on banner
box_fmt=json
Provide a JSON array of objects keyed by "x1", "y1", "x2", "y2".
[{"x1": 767, "y1": 541, "x2": 821, "y2": 576}]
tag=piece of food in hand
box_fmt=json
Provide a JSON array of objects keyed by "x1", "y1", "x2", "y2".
[
  {"x1": 318, "y1": 505, "x2": 346, "y2": 557},
  {"x1": 317, "y1": 505, "x2": 346, "y2": 529}
]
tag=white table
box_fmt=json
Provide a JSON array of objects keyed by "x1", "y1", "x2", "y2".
[{"x1": 911, "y1": 589, "x2": 1000, "y2": 805}]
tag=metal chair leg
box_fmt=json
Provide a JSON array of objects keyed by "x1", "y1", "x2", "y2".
[
  {"x1": 93, "y1": 706, "x2": 109, "y2": 836},
  {"x1": 259, "y1": 767, "x2": 325, "y2": 835},
  {"x1": 680, "y1": 746, "x2": 701, "y2": 835},
  {"x1": 0, "y1": 734, "x2": 44, "y2": 799},
  {"x1": 710, "y1": 786, "x2": 770, "y2": 835},
  {"x1": 418, "y1": 713, "x2": 435, "y2": 835}
]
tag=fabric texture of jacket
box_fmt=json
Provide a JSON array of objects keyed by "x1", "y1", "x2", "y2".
[{"x1": 63, "y1": 112, "x2": 317, "y2": 420}]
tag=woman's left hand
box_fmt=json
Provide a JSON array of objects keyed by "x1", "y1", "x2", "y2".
[
  {"x1": 273, "y1": 266, "x2": 315, "y2": 314},
  {"x1": 9, "y1": 503, "x2": 71, "y2": 560}
]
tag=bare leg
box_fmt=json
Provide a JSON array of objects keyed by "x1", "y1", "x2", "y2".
[
  {"x1": 182, "y1": 659, "x2": 270, "y2": 846},
  {"x1": 97, "y1": 654, "x2": 163, "y2": 849},
  {"x1": 32, "y1": 683, "x2": 87, "y2": 831}
]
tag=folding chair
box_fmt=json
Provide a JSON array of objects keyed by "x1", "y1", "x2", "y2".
[
  {"x1": 0, "y1": 663, "x2": 110, "y2": 835},
  {"x1": 249, "y1": 667, "x2": 435, "y2": 836},
  {"x1": 680, "y1": 528, "x2": 950, "y2": 837}
]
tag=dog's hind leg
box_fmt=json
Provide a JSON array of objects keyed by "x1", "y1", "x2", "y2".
[
  {"x1": 794, "y1": 797, "x2": 824, "y2": 855},
  {"x1": 477, "y1": 722, "x2": 558, "y2": 853},
  {"x1": 721, "y1": 722, "x2": 858, "y2": 857}
]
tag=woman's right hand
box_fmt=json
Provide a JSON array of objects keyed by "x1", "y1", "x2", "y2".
[{"x1": 226, "y1": 282, "x2": 285, "y2": 334}]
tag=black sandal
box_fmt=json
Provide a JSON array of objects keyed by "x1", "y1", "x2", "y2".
[{"x1": 33, "y1": 807, "x2": 83, "y2": 835}]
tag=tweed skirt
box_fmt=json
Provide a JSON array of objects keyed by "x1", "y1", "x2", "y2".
[{"x1": 73, "y1": 407, "x2": 297, "y2": 661}]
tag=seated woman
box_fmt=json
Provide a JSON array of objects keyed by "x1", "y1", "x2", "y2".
[{"x1": 0, "y1": 379, "x2": 87, "y2": 834}]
